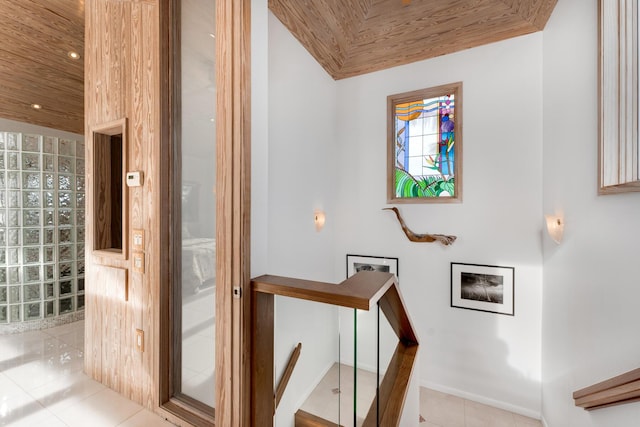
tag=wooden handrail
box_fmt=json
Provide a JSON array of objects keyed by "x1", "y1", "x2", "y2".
[
  {"x1": 275, "y1": 342, "x2": 302, "y2": 411},
  {"x1": 573, "y1": 368, "x2": 640, "y2": 410},
  {"x1": 251, "y1": 271, "x2": 395, "y2": 310},
  {"x1": 250, "y1": 271, "x2": 419, "y2": 426}
]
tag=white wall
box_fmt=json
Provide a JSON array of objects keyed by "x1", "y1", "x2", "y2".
[
  {"x1": 251, "y1": 0, "x2": 269, "y2": 277},
  {"x1": 267, "y1": 12, "x2": 341, "y2": 427},
  {"x1": 541, "y1": 0, "x2": 640, "y2": 425},
  {"x1": 333, "y1": 34, "x2": 544, "y2": 417},
  {"x1": 263, "y1": 7, "x2": 546, "y2": 423},
  {"x1": 0, "y1": 118, "x2": 83, "y2": 142}
]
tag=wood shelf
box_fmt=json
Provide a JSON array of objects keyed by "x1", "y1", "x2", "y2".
[{"x1": 573, "y1": 368, "x2": 640, "y2": 410}]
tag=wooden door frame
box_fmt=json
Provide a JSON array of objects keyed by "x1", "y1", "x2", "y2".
[
  {"x1": 215, "y1": 0, "x2": 252, "y2": 425},
  {"x1": 157, "y1": 0, "x2": 251, "y2": 425}
]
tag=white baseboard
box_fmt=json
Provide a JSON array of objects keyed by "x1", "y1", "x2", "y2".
[
  {"x1": 541, "y1": 415, "x2": 550, "y2": 427},
  {"x1": 420, "y1": 380, "x2": 542, "y2": 421}
]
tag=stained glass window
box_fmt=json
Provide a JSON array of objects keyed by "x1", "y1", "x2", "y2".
[{"x1": 388, "y1": 83, "x2": 462, "y2": 202}]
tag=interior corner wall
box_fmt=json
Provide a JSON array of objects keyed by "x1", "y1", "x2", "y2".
[
  {"x1": 267, "y1": 11, "x2": 341, "y2": 427},
  {"x1": 333, "y1": 34, "x2": 544, "y2": 416},
  {"x1": 541, "y1": 0, "x2": 640, "y2": 425},
  {"x1": 265, "y1": 4, "x2": 545, "y2": 423}
]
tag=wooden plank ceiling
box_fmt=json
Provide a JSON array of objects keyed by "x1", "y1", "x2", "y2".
[
  {"x1": 0, "y1": 0, "x2": 84, "y2": 134},
  {"x1": 269, "y1": 0, "x2": 558, "y2": 80},
  {"x1": 0, "y1": 0, "x2": 557, "y2": 133}
]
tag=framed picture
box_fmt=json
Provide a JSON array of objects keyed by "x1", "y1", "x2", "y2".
[
  {"x1": 450, "y1": 263, "x2": 514, "y2": 316},
  {"x1": 387, "y1": 82, "x2": 462, "y2": 203},
  {"x1": 346, "y1": 254, "x2": 398, "y2": 279}
]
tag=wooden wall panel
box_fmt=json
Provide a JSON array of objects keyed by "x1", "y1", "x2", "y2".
[
  {"x1": 0, "y1": 0, "x2": 84, "y2": 133},
  {"x1": 84, "y1": 0, "x2": 159, "y2": 411}
]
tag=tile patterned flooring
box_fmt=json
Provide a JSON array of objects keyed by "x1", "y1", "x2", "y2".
[
  {"x1": 0, "y1": 320, "x2": 174, "y2": 427},
  {"x1": 1, "y1": 319, "x2": 542, "y2": 427},
  {"x1": 420, "y1": 388, "x2": 542, "y2": 427},
  {"x1": 298, "y1": 363, "x2": 542, "y2": 427}
]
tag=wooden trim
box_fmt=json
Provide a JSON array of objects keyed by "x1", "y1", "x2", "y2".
[
  {"x1": 216, "y1": 0, "x2": 252, "y2": 425},
  {"x1": 294, "y1": 409, "x2": 343, "y2": 427},
  {"x1": 251, "y1": 292, "x2": 274, "y2": 424},
  {"x1": 161, "y1": 398, "x2": 216, "y2": 427},
  {"x1": 90, "y1": 117, "x2": 129, "y2": 260},
  {"x1": 251, "y1": 272, "x2": 396, "y2": 310},
  {"x1": 573, "y1": 368, "x2": 640, "y2": 410},
  {"x1": 378, "y1": 281, "x2": 418, "y2": 345},
  {"x1": 387, "y1": 82, "x2": 463, "y2": 204},
  {"x1": 275, "y1": 342, "x2": 302, "y2": 410},
  {"x1": 362, "y1": 342, "x2": 418, "y2": 426},
  {"x1": 158, "y1": 0, "x2": 181, "y2": 417}
]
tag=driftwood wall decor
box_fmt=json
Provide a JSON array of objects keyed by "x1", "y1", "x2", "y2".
[{"x1": 384, "y1": 207, "x2": 457, "y2": 245}]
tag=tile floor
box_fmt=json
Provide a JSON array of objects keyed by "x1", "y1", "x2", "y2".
[
  {"x1": 298, "y1": 362, "x2": 542, "y2": 427},
  {"x1": 0, "y1": 320, "x2": 174, "y2": 427},
  {"x1": 419, "y1": 388, "x2": 542, "y2": 427},
  {"x1": 2, "y1": 319, "x2": 543, "y2": 427},
  {"x1": 298, "y1": 363, "x2": 376, "y2": 426}
]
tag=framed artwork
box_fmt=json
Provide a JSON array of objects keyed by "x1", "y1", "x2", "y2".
[
  {"x1": 387, "y1": 82, "x2": 462, "y2": 203},
  {"x1": 451, "y1": 262, "x2": 514, "y2": 316},
  {"x1": 346, "y1": 254, "x2": 398, "y2": 279}
]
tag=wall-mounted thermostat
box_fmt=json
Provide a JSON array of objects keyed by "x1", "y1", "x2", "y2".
[{"x1": 126, "y1": 171, "x2": 144, "y2": 187}]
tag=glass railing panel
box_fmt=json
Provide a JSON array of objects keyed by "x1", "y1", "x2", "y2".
[{"x1": 273, "y1": 295, "x2": 340, "y2": 427}]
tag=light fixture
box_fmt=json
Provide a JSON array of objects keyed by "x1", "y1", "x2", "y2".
[
  {"x1": 545, "y1": 214, "x2": 564, "y2": 244},
  {"x1": 30, "y1": 103, "x2": 42, "y2": 110},
  {"x1": 314, "y1": 210, "x2": 326, "y2": 232},
  {"x1": 67, "y1": 51, "x2": 81, "y2": 60}
]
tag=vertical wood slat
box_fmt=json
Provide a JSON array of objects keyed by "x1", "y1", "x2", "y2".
[
  {"x1": 215, "y1": 0, "x2": 233, "y2": 422},
  {"x1": 599, "y1": 0, "x2": 640, "y2": 193},
  {"x1": 601, "y1": 0, "x2": 620, "y2": 187},
  {"x1": 620, "y1": 0, "x2": 633, "y2": 183},
  {"x1": 252, "y1": 292, "x2": 275, "y2": 424},
  {"x1": 141, "y1": 2, "x2": 159, "y2": 410},
  {"x1": 85, "y1": 0, "x2": 160, "y2": 411},
  {"x1": 216, "y1": 0, "x2": 252, "y2": 425}
]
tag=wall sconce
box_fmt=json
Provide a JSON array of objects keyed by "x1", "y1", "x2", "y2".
[
  {"x1": 545, "y1": 215, "x2": 564, "y2": 244},
  {"x1": 314, "y1": 210, "x2": 326, "y2": 232}
]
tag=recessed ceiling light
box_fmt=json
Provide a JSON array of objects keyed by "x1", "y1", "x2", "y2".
[
  {"x1": 68, "y1": 51, "x2": 81, "y2": 60},
  {"x1": 31, "y1": 103, "x2": 42, "y2": 110},
  {"x1": 209, "y1": 33, "x2": 215, "y2": 38}
]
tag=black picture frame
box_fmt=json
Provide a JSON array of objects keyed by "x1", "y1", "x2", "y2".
[
  {"x1": 451, "y1": 262, "x2": 515, "y2": 316},
  {"x1": 346, "y1": 254, "x2": 399, "y2": 279}
]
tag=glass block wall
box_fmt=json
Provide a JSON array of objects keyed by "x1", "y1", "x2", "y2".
[{"x1": 0, "y1": 131, "x2": 85, "y2": 325}]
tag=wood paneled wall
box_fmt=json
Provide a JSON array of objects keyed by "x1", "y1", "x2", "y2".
[
  {"x1": 84, "y1": 0, "x2": 160, "y2": 409},
  {"x1": 85, "y1": 2, "x2": 251, "y2": 425}
]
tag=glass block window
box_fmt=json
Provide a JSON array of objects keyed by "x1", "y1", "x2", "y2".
[{"x1": 0, "y1": 132, "x2": 85, "y2": 323}]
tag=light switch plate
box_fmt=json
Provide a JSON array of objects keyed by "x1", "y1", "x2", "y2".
[
  {"x1": 132, "y1": 229, "x2": 144, "y2": 251},
  {"x1": 132, "y1": 252, "x2": 145, "y2": 273}
]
